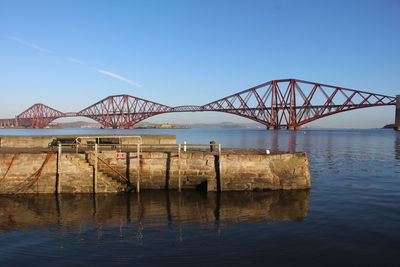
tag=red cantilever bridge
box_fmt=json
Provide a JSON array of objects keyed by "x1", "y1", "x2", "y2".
[{"x1": 1, "y1": 79, "x2": 398, "y2": 129}]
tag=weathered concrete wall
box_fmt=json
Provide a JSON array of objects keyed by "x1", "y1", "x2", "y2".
[
  {"x1": 87, "y1": 150, "x2": 310, "y2": 191},
  {"x1": 0, "y1": 190, "x2": 309, "y2": 233},
  {"x1": 0, "y1": 153, "x2": 57, "y2": 194},
  {"x1": 0, "y1": 134, "x2": 176, "y2": 148},
  {"x1": 59, "y1": 154, "x2": 125, "y2": 193},
  {"x1": 220, "y1": 153, "x2": 310, "y2": 190},
  {"x1": 87, "y1": 151, "x2": 216, "y2": 190},
  {"x1": 0, "y1": 149, "x2": 310, "y2": 194},
  {"x1": 0, "y1": 153, "x2": 124, "y2": 194}
]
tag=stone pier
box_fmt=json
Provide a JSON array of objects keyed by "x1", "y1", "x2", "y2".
[{"x1": 0, "y1": 134, "x2": 311, "y2": 194}]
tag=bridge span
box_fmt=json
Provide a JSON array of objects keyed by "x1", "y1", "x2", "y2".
[
  {"x1": 1, "y1": 79, "x2": 399, "y2": 130},
  {"x1": 0, "y1": 118, "x2": 19, "y2": 128}
]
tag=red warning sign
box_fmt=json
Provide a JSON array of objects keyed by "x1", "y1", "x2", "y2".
[{"x1": 116, "y1": 153, "x2": 126, "y2": 159}]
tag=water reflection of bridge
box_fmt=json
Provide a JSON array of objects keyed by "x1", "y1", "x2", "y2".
[{"x1": 0, "y1": 191, "x2": 309, "y2": 240}]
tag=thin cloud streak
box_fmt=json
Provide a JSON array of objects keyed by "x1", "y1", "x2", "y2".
[
  {"x1": 95, "y1": 69, "x2": 142, "y2": 87},
  {"x1": 7, "y1": 36, "x2": 55, "y2": 54},
  {"x1": 67, "y1": 57, "x2": 84, "y2": 65},
  {"x1": 6, "y1": 35, "x2": 142, "y2": 87}
]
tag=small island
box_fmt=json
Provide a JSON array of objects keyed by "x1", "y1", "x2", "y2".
[{"x1": 134, "y1": 123, "x2": 189, "y2": 129}]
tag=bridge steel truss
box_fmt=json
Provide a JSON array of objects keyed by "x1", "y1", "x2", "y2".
[
  {"x1": 14, "y1": 79, "x2": 396, "y2": 129},
  {"x1": 201, "y1": 79, "x2": 396, "y2": 129},
  {"x1": 77, "y1": 95, "x2": 172, "y2": 128},
  {"x1": 17, "y1": 103, "x2": 65, "y2": 128}
]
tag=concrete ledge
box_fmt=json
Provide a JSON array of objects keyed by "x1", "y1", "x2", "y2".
[{"x1": 0, "y1": 134, "x2": 176, "y2": 148}]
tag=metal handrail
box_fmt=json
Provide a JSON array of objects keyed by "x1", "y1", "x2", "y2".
[
  {"x1": 74, "y1": 135, "x2": 143, "y2": 153},
  {"x1": 97, "y1": 155, "x2": 129, "y2": 182},
  {"x1": 55, "y1": 142, "x2": 222, "y2": 152},
  {"x1": 74, "y1": 135, "x2": 143, "y2": 145}
]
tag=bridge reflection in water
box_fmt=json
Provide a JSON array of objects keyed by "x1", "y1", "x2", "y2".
[{"x1": 0, "y1": 191, "x2": 309, "y2": 240}]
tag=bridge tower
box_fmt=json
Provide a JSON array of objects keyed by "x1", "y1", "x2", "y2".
[{"x1": 396, "y1": 95, "x2": 400, "y2": 131}]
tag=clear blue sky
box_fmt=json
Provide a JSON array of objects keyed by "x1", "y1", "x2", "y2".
[{"x1": 0, "y1": 0, "x2": 399, "y2": 127}]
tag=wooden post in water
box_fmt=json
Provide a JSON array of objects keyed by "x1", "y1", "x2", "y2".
[
  {"x1": 56, "y1": 143, "x2": 62, "y2": 194},
  {"x1": 136, "y1": 144, "x2": 141, "y2": 193},
  {"x1": 94, "y1": 144, "x2": 98, "y2": 193}
]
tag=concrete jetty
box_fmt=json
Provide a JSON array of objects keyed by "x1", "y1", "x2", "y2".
[{"x1": 0, "y1": 134, "x2": 311, "y2": 194}]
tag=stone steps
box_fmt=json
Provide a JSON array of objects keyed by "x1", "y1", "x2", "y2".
[{"x1": 66, "y1": 153, "x2": 132, "y2": 191}]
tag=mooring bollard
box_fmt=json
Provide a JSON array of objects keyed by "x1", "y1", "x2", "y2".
[{"x1": 210, "y1": 141, "x2": 216, "y2": 152}]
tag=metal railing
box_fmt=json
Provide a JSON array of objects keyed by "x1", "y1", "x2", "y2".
[
  {"x1": 55, "y1": 140, "x2": 222, "y2": 194},
  {"x1": 74, "y1": 135, "x2": 143, "y2": 153}
]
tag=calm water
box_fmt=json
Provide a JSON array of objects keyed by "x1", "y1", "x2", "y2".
[{"x1": 0, "y1": 128, "x2": 399, "y2": 266}]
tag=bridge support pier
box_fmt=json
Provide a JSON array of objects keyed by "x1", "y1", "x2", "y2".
[
  {"x1": 268, "y1": 126, "x2": 277, "y2": 130},
  {"x1": 287, "y1": 126, "x2": 298, "y2": 131},
  {"x1": 395, "y1": 95, "x2": 400, "y2": 131}
]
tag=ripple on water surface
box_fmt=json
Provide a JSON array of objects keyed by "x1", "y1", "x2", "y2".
[{"x1": 0, "y1": 128, "x2": 399, "y2": 266}]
